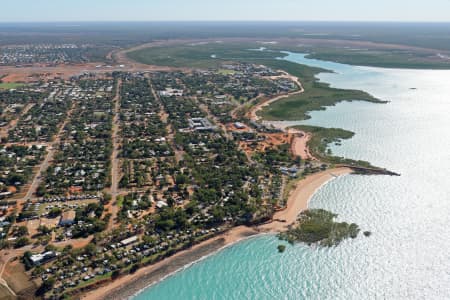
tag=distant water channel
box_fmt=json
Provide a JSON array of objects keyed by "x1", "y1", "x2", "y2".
[{"x1": 134, "y1": 53, "x2": 450, "y2": 299}]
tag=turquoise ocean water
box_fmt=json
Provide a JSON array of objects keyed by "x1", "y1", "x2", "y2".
[{"x1": 134, "y1": 53, "x2": 450, "y2": 300}]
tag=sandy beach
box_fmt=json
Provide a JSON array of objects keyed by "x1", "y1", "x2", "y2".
[
  {"x1": 82, "y1": 226, "x2": 259, "y2": 300},
  {"x1": 259, "y1": 167, "x2": 352, "y2": 232},
  {"x1": 82, "y1": 167, "x2": 352, "y2": 300}
]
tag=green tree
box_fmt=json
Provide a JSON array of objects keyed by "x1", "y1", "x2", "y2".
[
  {"x1": 38, "y1": 225, "x2": 51, "y2": 235},
  {"x1": 102, "y1": 193, "x2": 112, "y2": 204},
  {"x1": 84, "y1": 243, "x2": 96, "y2": 256},
  {"x1": 175, "y1": 173, "x2": 188, "y2": 185},
  {"x1": 14, "y1": 237, "x2": 30, "y2": 248},
  {"x1": 16, "y1": 225, "x2": 28, "y2": 237},
  {"x1": 48, "y1": 207, "x2": 62, "y2": 218},
  {"x1": 129, "y1": 264, "x2": 140, "y2": 274},
  {"x1": 111, "y1": 270, "x2": 120, "y2": 280},
  {"x1": 45, "y1": 244, "x2": 57, "y2": 252},
  {"x1": 36, "y1": 277, "x2": 55, "y2": 296}
]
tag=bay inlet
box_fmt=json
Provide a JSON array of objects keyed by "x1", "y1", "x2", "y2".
[{"x1": 134, "y1": 53, "x2": 450, "y2": 300}]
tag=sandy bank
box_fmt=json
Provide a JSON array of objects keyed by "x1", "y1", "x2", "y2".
[
  {"x1": 291, "y1": 130, "x2": 314, "y2": 160},
  {"x1": 258, "y1": 167, "x2": 352, "y2": 232}
]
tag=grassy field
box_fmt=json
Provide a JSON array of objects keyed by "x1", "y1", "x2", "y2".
[
  {"x1": 127, "y1": 42, "x2": 283, "y2": 69},
  {"x1": 255, "y1": 59, "x2": 384, "y2": 120},
  {"x1": 0, "y1": 82, "x2": 25, "y2": 90},
  {"x1": 301, "y1": 47, "x2": 450, "y2": 70},
  {"x1": 260, "y1": 43, "x2": 450, "y2": 70},
  {"x1": 128, "y1": 37, "x2": 450, "y2": 70}
]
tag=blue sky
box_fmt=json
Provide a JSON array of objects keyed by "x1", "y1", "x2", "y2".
[{"x1": 2, "y1": 0, "x2": 450, "y2": 22}]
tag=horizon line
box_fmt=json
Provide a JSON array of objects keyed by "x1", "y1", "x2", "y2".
[{"x1": 1, "y1": 20, "x2": 450, "y2": 24}]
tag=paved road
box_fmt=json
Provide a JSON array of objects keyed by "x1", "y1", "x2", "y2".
[
  {"x1": 148, "y1": 79, "x2": 186, "y2": 163},
  {"x1": 107, "y1": 79, "x2": 122, "y2": 229},
  {"x1": 24, "y1": 103, "x2": 75, "y2": 200}
]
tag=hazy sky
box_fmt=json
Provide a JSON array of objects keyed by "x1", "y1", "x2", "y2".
[{"x1": 2, "y1": 0, "x2": 450, "y2": 22}]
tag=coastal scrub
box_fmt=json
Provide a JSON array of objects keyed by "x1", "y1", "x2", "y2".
[
  {"x1": 278, "y1": 209, "x2": 360, "y2": 247},
  {"x1": 277, "y1": 244, "x2": 286, "y2": 253}
]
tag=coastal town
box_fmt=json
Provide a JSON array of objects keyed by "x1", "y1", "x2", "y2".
[
  {"x1": 2, "y1": 1, "x2": 450, "y2": 298},
  {"x1": 0, "y1": 46, "x2": 344, "y2": 299},
  {"x1": 0, "y1": 35, "x2": 401, "y2": 299}
]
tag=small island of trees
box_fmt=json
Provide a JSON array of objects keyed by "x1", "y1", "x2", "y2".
[{"x1": 278, "y1": 209, "x2": 360, "y2": 247}]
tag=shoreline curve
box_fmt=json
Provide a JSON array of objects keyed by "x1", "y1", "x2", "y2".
[{"x1": 82, "y1": 168, "x2": 352, "y2": 300}]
